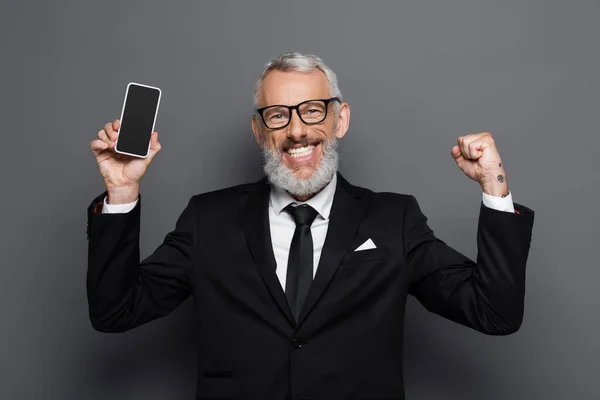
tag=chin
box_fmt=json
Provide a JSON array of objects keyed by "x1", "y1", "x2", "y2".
[
  {"x1": 289, "y1": 164, "x2": 319, "y2": 180},
  {"x1": 261, "y1": 136, "x2": 339, "y2": 197}
]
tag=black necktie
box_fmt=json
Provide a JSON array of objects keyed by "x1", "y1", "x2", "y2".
[{"x1": 284, "y1": 204, "x2": 319, "y2": 322}]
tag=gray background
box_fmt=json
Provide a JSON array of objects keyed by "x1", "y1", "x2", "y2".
[{"x1": 1, "y1": 0, "x2": 598, "y2": 398}]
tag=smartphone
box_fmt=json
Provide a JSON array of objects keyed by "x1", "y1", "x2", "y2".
[{"x1": 114, "y1": 82, "x2": 162, "y2": 158}]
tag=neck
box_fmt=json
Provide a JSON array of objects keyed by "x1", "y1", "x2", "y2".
[
  {"x1": 289, "y1": 191, "x2": 318, "y2": 202},
  {"x1": 287, "y1": 177, "x2": 332, "y2": 201},
  {"x1": 278, "y1": 173, "x2": 337, "y2": 202}
]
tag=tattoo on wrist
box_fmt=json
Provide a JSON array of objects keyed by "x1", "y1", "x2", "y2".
[
  {"x1": 497, "y1": 174, "x2": 504, "y2": 183},
  {"x1": 483, "y1": 188, "x2": 509, "y2": 197}
]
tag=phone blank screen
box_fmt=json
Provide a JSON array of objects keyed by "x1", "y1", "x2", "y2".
[{"x1": 117, "y1": 84, "x2": 160, "y2": 157}]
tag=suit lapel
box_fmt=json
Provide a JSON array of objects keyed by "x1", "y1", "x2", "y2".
[
  {"x1": 239, "y1": 179, "x2": 295, "y2": 326},
  {"x1": 297, "y1": 173, "x2": 367, "y2": 325}
]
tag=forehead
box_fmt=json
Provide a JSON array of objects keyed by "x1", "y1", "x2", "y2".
[{"x1": 258, "y1": 70, "x2": 331, "y2": 107}]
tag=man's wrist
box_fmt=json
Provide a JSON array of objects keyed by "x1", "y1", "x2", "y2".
[
  {"x1": 480, "y1": 169, "x2": 509, "y2": 197},
  {"x1": 106, "y1": 185, "x2": 140, "y2": 204}
]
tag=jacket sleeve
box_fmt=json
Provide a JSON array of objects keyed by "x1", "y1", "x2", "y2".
[
  {"x1": 404, "y1": 194, "x2": 535, "y2": 335},
  {"x1": 86, "y1": 192, "x2": 197, "y2": 333}
]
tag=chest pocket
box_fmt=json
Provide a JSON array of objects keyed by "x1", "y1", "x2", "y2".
[{"x1": 341, "y1": 247, "x2": 388, "y2": 265}]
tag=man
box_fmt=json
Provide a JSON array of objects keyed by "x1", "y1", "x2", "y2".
[{"x1": 88, "y1": 52, "x2": 534, "y2": 399}]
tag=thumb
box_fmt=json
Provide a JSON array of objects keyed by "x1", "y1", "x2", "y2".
[
  {"x1": 450, "y1": 145, "x2": 461, "y2": 159},
  {"x1": 146, "y1": 132, "x2": 162, "y2": 161},
  {"x1": 451, "y1": 145, "x2": 466, "y2": 169}
]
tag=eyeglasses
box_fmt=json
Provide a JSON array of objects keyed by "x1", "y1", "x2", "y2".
[{"x1": 256, "y1": 97, "x2": 341, "y2": 130}]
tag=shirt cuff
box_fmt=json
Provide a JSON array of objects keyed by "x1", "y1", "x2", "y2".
[
  {"x1": 482, "y1": 190, "x2": 516, "y2": 213},
  {"x1": 101, "y1": 195, "x2": 139, "y2": 214}
]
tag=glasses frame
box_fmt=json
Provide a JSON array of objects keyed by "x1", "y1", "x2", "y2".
[{"x1": 256, "y1": 97, "x2": 341, "y2": 130}]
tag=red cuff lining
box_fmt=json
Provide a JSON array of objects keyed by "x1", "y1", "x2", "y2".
[{"x1": 93, "y1": 200, "x2": 104, "y2": 214}]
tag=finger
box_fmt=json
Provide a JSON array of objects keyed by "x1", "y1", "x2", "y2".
[
  {"x1": 104, "y1": 121, "x2": 118, "y2": 141},
  {"x1": 97, "y1": 129, "x2": 114, "y2": 147},
  {"x1": 90, "y1": 139, "x2": 110, "y2": 156},
  {"x1": 112, "y1": 119, "x2": 120, "y2": 132},
  {"x1": 467, "y1": 138, "x2": 486, "y2": 159},
  {"x1": 457, "y1": 135, "x2": 478, "y2": 159}
]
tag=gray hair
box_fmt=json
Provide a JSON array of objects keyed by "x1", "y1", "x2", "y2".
[{"x1": 253, "y1": 52, "x2": 343, "y2": 109}]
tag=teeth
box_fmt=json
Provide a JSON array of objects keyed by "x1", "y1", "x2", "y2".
[{"x1": 287, "y1": 144, "x2": 315, "y2": 157}]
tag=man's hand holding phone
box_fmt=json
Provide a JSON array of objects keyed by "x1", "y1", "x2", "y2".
[{"x1": 90, "y1": 119, "x2": 161, "y2": 204}]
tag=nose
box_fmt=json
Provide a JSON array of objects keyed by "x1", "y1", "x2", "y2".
[{"x1": 287, "y1": 108, "x2": 308, "y2": 141}]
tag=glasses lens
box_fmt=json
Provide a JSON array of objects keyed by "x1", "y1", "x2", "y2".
[
  {"x1": 262, "y1": 106, "x2": 290, "y2": 128},
  {"x1": 298, "y1": 101, "x2": 327, "y2": 124}
]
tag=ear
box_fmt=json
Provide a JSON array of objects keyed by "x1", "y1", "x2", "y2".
[
  {"x1": 251, "y1": 115, "x2": 263, "y2": 147},
  {"x1": 334, "y1": 102, "x2": 350, "y2": 139}
]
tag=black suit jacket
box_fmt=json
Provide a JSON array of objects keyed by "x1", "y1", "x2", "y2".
[{"x1": 86, "y1": 173, "x2": 535, "y2": 399}]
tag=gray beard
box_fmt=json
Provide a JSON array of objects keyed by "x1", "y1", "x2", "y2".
[{"x1": 261, "y1": 138, "x2": 339, "y2": 197}]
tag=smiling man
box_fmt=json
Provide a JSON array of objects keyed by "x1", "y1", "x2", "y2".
[
  {"x1": 253, "y1": 65, "x2": 347, "y2": 201},
  {"x1": 87, "y1": 52, "x2": 535, "y2": 399}
]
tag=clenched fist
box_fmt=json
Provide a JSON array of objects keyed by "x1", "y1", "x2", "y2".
[{"x1": 450, "y1": 132, "x2": 509, "y2": 197}]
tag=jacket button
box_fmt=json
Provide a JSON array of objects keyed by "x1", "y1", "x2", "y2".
[{"x1": 292, "y1": 338, "x2": 303, "y2": 349}]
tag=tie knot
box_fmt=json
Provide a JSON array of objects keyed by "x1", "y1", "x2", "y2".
[{"x1": 285, "y1": 204, "x2": 319, "y2": 227}]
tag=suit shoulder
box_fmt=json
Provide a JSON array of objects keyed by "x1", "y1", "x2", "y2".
[
  {"x1": 348, "y1": 182, "x2": 414, "y2": 205},
  {"x1": 368, "y1": 191, "x2": 417, "y2": 218},
  {"x1": 371, "y1": 190, "x2": 414, "y2": 203},
  {"x1": 344, "y1": 181, "x2": 415, "y2": 218},
  {"x1": 187, "y1": 179, "x2": 264, "y2": 209}
]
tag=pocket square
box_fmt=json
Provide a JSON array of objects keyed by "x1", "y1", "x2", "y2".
[{"x1": 354, "y1": 238, "x2": 377, "y2": 251}]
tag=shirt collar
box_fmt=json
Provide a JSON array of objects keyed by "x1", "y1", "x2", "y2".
[{"x1": 269, "y1": 173, "x2": 337, "y2": 220}]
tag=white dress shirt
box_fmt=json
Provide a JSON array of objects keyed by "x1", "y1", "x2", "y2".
[
  {"x1": 268, "y1": 174, "x2": 338, "y2": 288},
  {"x1": 101, "y1": 176, "x2": 515, "y2": 289}
]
